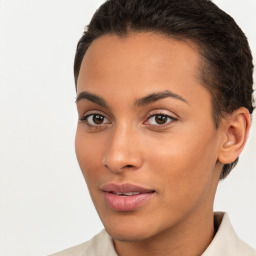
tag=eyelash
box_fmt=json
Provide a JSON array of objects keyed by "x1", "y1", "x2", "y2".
[
  {"x1": 79, "y1": 112, "x2": 177, "y2": 128},
  {"x1": 79, "y1": 113, "x2": 110, "y2": 128},
  {"x1": 145, "y1": 113, "x2": 177, "y2": 127}
]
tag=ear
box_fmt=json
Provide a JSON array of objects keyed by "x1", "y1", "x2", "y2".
[{"x1": 218, "y1": 107, "x2": 251, "y2": 165}]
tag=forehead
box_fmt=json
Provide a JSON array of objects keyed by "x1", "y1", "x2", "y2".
[{"x1": 77, "y1": 32, "x2": 210, "y2": 109}]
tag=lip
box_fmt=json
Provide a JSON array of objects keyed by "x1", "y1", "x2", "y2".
[
  {"x1": 101, "y1": 183, "x2": 155, "y2": 211},
  {"x1": 101, "y1": 183, "x2": 154, "y2": 193}
]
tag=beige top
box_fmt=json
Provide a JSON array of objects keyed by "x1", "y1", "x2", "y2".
[{"x1": 50, "y1": 212, "x2": 256, "y2": 256}]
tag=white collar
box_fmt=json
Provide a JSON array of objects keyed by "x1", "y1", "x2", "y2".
[
  {"x1": 50, "y1": 212, "x2": 256, "y2": 255},
  {"x1": 202, "y1": 212, "x2": 256, "y2": 256}
]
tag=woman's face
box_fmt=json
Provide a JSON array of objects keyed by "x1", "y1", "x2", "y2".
[{"x1": 75, "y1": 33, "x2": 224, "y2": 241}]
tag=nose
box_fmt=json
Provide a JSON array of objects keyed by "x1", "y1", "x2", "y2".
[{"x1": 102, "y1": 125, "x2": 143, "y2": 174}]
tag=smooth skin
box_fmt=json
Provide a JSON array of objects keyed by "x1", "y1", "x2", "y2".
[{"x1": 75, "y1": 33, "x2": 250, "y2": 256}]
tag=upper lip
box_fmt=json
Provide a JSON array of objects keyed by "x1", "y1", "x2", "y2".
[{"x1": 101, "y1": 183, "x2": 155, "y2": 193}]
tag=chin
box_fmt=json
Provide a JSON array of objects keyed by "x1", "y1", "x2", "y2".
[
  {"x1": 99, "y1": 212, "x2": 160, "y2": 242},
  {"x1": 105, "y1": 225, "x2": 154, "y2": 242}
]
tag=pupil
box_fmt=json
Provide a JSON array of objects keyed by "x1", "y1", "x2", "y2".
[
  {"x1": 93, "y1": 115, "x2": 104, "y2": 124},
  {"x1": 156, "y1": 115, "x2": 167, "y2": 124}
]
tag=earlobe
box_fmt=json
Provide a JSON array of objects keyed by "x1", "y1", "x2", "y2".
[{"x1": 218, "y1": 107, "x2": 251, "y2": 165}]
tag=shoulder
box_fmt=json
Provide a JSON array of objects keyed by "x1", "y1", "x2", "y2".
[
  {"x1": 49, "y1": 229, "x2": 117, "y2": 256},
  {"x1": 202, "y1": 212, "x2": 256, "y2": 256}
]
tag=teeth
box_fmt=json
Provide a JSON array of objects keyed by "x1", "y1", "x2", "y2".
[{"x1": 114, "y1": 192, "x2": 141, "y2": 196}]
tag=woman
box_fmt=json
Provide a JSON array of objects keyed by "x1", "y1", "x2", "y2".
[{"x1": 51, "y1": 0, "x2": 256, "y2": 255}]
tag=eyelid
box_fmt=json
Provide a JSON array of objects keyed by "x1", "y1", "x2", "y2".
[
  {"x1": 144, "y1": 110, "x2": 178, "y2": 127},
  {"x1": 79, "y1": 109, "x2": 109, "y2": 119},
  {"x1": 145, "y1": 114, "x2": 176, "y2": 124},
  {"x1": 146, "y1": 109, "x2": 178, "y2": 120},
  {"x1": 79, "y1": 110, "x2": 111, "y2": 127}
]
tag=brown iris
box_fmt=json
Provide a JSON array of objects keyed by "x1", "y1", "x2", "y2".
[
  {"x1": 93, "y1": 114, "x2": 104, "y2": 124},
  {"x1": 155, "y1": 115, "x2": 168, "y2": 124}
]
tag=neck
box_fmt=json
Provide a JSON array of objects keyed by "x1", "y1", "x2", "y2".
[{"x1": 113, "y1": 209, "x2": 215, "y2": 256}]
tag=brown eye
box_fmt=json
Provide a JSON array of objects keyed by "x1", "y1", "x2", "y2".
[
  {"x1": 155, "y1": 115, "x2": 168, "y2": 124},
  {"x1": 146, "y1": 114, "x2": 177, "y2": 126},
  {"x1": 80, "y1": 113, "x2": 110, "y2": 126},
  {"x1": 93, "y1": 114, "x2": 104, "y2": 124}
]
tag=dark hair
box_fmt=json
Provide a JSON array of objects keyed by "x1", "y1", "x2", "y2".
[{"x1": 74, "y1": 0, "x2": 254, "y2": 179}]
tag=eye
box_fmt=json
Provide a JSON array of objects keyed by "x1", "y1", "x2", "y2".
[
  {"x1": 145, "y1": 114, "x2": 177, "y2": 126},
  {"x1": 80, "y1": 113, "x2": 110, "y2": 126}
]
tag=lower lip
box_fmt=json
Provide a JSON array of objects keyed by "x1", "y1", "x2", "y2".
[{"x1": 103, "y1": 192, "x2": 155, "y2": 211}]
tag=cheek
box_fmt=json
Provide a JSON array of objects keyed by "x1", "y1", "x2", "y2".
[
  {"x1": 75, "y1": 128, "x2": 104, "y2": 182},
  {"x1": 146, "y1": 131, "x2": 219, "y2": 200}
]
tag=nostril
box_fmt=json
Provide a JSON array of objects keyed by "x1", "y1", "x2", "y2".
[{"x1": 102, "y1": 153, "x2": 143, "y2": 173}]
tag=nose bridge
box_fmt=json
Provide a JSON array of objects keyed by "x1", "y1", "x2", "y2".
[{"x1": 103, "y1": 121, "x2": 142, "y2": 173}]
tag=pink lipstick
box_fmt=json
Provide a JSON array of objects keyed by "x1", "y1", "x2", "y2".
[{"x1": 101, "y1": 183, "x2": 155, "y2": 211}]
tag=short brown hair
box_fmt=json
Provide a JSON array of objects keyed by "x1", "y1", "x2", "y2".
[{"x1": 74, "y1": 0, "x2": 254, "y2": 179}]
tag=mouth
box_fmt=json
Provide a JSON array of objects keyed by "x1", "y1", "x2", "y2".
[
  {"x1": 101, "y1": 183, "x2": 155, "y2": 211},
  {"x1": 110, "y1": 192, "x2": 143, "y2": 196}
]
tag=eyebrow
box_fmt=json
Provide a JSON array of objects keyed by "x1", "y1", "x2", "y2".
[
  {"x1": 75, "y1": 90, "x2": 188, "y2": 108},
  {"x1": 135, "y1": 90, "x2": 189, "y2": 107},
  {"x1": 75, "y1": 91, "x2": 109, "y2": 108}
]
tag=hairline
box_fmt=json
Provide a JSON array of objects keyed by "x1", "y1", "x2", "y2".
[{"x1": 75, "y1": 30, "x2": 222, "y2": 128}]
